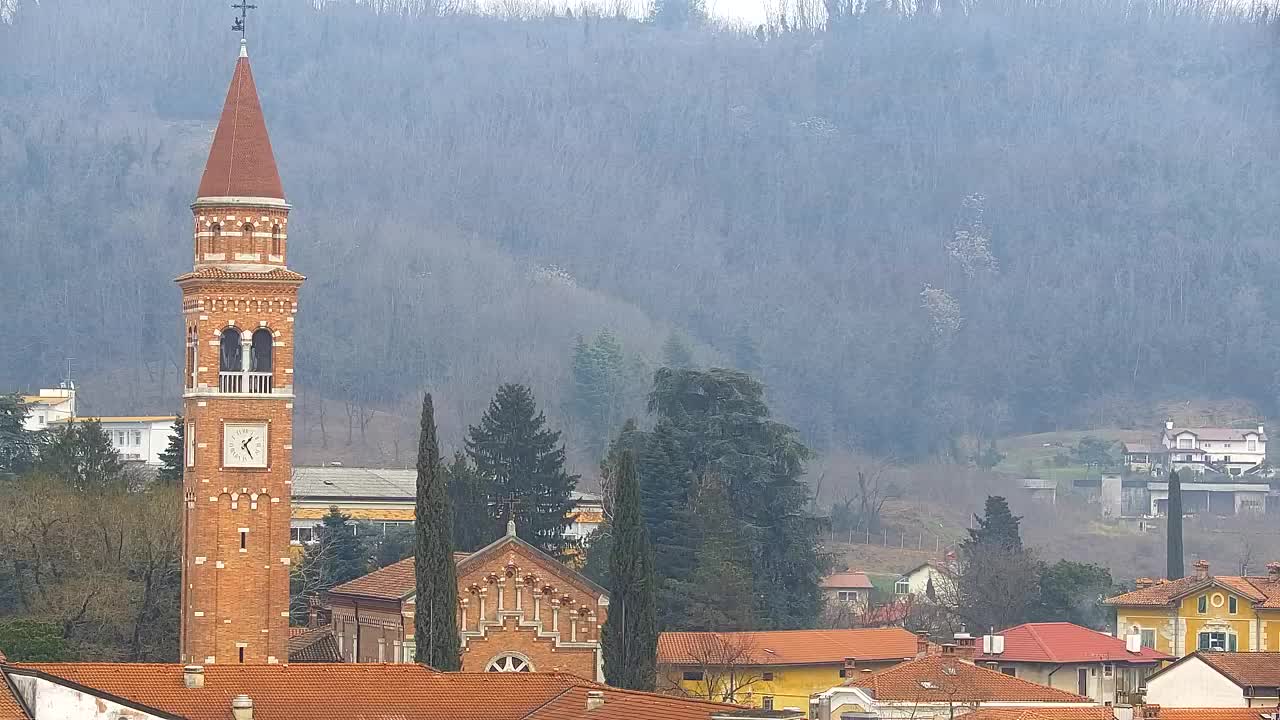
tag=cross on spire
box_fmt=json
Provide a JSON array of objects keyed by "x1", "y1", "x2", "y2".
[{"x1": 232, "y1": 0, "x2": 257, "y2": 41}]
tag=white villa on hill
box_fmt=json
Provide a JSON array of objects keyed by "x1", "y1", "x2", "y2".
[{"x1": 1160, "y1": 421, "x2": 1267, "y2": 476}]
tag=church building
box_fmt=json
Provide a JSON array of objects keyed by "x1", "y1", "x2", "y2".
[
  {"x1": 177, "y1": 38, "x2": 302, "y2": 665},
  {"x1": 325, "y1": 521, "x2": 609, "y2": 680}
]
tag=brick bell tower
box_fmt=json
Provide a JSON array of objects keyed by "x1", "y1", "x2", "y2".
[{"x1": 177, "y1": 38, "x2": 302, "y2": 665}]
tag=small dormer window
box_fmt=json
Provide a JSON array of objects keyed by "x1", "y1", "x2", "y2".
[{"x1": 1249, "y1": 438, "x2": 1258, "y2": 452}]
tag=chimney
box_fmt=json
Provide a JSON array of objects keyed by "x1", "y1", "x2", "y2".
[
  {"x1": 1259, "y1": 424, "x2": 1266, "y2": 436},
  {"x1": 1268, "y1": 563, "x2": 1280, "y2": 583},
  {"x1": 231, "y1": 695, "x2": 253, "y2": 720},
  {"x1": 585, "y1": 690, "x2": 605, "y2": 712},
  {"x1": 1165, "y1": 420, "x2": 1175, "y2": 431},
  {"x1": 1142, "y1": 704, "x2": 1161, "y2": 720},
  {"x1": 182, "y1": 665, "x2": 205, "y2": 689},
  {"x1": 953, "y1": 632, "x2": 977, "y2": 661},
  {"x1": 915, "y1": 631, "x2": 931, "y2": 658},
  {"x1": 1194, "y1": 559, "x2": 1210, "y2": 581},
  {"x1": 307, "y1": 594, "x2": 321, "y2": 629},
  {"x1": 940, "y1": 643, "x2": 957, "y2": 656},
  {"x1": 1135, "y1": 578, "x2": 1154, "y2": 590}
]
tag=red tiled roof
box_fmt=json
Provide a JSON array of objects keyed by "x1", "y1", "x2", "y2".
[
  {"x1": 848, "y1": 656, "x2": 1090, "y2": 703},
  {"x1": 1157, "y1": 711, "x2": 1280, "y2": 720},
  {"x1": 175, "y1": 267, "x2": 306, "y2": 282},
  {"x1": 1192, "y1": 651, "x2": 1280, "y2": 687},
  {"x1": 821, "y1": 572, "x2": 874, "y2": 590},
  {"x1": 974, "y1": 623, "x2": 1170, "y2": 664},
  {"x1": 0, "y1": 680, "x2": 26, "y2": 720},
  {"x1": 1106, "y1": 575, "x2": 1280, "y2": 608},
  {"x1": 961, "y1": 710, "x2": 1116, "y2": 720},
  {"x1": 5, "y1": 664, "x2": 735, "y2": 720},
  {"x1": 657, "y1": 628, "x2": 920, "y2": 666},
  {"x1": 197, "y1": 46, "x2": 284, "y2": 200},
  {"x1": 329, "y1": 556, "x2": 416, "y2": 601}
]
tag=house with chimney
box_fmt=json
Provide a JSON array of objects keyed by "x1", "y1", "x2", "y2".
[
  {"x1": 808, "y1": 647, "x2": 1100, "y2": 720},
  {"x1": 972, "y1": 622, "x2": 1171, "y2": 705},
  {"x1": 1144, "y1": 651, "x2": 1280, "y2": 709},
  {"x1": 1106, "y1": 560, "x2": 1280, "y2": 658},
  {"x1": 0, "y1": 662, "x2": 771, "y2": 720},
  {"x1": 324, "y1": 520, "x2": 608, "y2": 679},
  {"x1": 1157, "y1": 421, "x2": 1268, "y2": 477},
  {"x1": 656, "y1": 627, "x2": 928, "y2": 712}
]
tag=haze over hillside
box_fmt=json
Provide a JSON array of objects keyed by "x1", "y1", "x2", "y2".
[{"x1": 3, "y1": 0, "x2": 1279, "y2": 469}]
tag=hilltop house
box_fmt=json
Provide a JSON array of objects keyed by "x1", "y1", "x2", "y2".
[
  {"x1": 48, "y1": 415, "x2": 178, "y2": 466},
  {"x1": 1159, "y1": 421, "x2": 1267, "y2": 476},
  {"x1": 657, "y1": 627, "x2": 927, "y2": 711},
  {"x1": 972, "y1": 622, "x2": 1171, "y2": 705},
  {"x1": 1106, "y1": 560, "x2": 1280, "y2": 658},
  {"x1": 821, "y1": 572, "x2": 874, "y2": 609},
  {"x1": 17, "y1": 386, "x2": 75, "y2": 431}
]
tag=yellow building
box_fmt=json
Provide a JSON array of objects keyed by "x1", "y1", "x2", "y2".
[
  {"x1": 656, "y1": 627, "x2": 926, "y2": 711},
  {"x1": 1106, "y1": 559, "x2": 1280, "y2": 657}
]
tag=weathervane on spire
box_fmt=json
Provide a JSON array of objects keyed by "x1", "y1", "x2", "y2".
[{"x1": 232, "y1": 0, "x2": 257, "y2": 40}]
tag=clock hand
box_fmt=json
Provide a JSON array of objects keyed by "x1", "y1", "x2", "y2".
[{"x1": 242, "y1": 437, "x2": 253, "y2": 459}]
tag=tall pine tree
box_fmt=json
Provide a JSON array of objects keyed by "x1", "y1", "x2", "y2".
[
  {"x1": 601, "y1": 450, "x2": 657, "y2": 690},
  {"x1": 304, "y1": 507, "x2": 370, "y2": 588},
  {"x1": 964, "y1": 495, "x2": 1023, "y2": 551},
  {"x1": 156, "y1": 417, "x2": 184, "y2": 484},
  {"x1": 414, "y1": 393, "x2": 461, "y2": 669},
  {"x1": 466, "y1": 384, "x2": 578, "y2": 556},
  {"x1": 445, "y1": 452, "x2": 499, "y2": 552},
  {"x1": 0, "y1": 393, "x2": 41, "y2": 477},
  {"x1": 1167, "y1": 470, "x2": 1184, "y2": 580}
]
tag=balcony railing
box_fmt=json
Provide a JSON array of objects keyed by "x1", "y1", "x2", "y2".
[{"x1": 219, "y1": 371, "x2": 273, "y2": 394}]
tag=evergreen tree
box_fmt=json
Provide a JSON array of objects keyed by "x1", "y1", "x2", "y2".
[
  {"x1": 602, "y1": 450, "x2": 658, "y2": 690},
  {"x1": 0, "y1": 393, "x2": 41, "y2": 477},
  {"x1": 964, "y1": 495, "x2": 1023, "y2": 551},
  {"x1": 414, "y1": 393, "x2": 462, "y2": 670},
  {"x1": 445, "y1": 452, "x2": 499, "y2": 552},
  {"x1": 466, "y1": 383, "x2": 578, "y2": 556},
  {"x1": 305, "y1": 506, "x2": 370, "y2": 589},
  {"x1": 571, "y1": 331, "x2": 627, "y2": 459},
  {"x1": 584, "y1": 420, "x2": 648, "y2": 587},
  {"x1": 641, "y1": 368, "x2": 825, "y2": 630},
  {"x1": 677, "y1": 473, "x2": 755, "y2": 631},
  {"x1": 156, "y1": 417, "x2": 183, "y2": 484},
  {"x1": 39, "y1": 420, "x2": 125, "y2": 492},
  {"x1": 1167, "y1": 470, "x2": 1184, "y2": 580}
]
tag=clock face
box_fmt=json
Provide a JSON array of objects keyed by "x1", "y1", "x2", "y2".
[{"x1": 223, "y1": 422, "x2": 268, "y2": 468}]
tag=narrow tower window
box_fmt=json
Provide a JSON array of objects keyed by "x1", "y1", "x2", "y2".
[
  {"x1": 219, "y1": 328, "x2": 242, "y2": 372},
  {"x1": 238, "y1": 647, "x2": 245, "y2": 663},
  {"x1": 271, "y1": 224, "x2": 282, "y2": 256},
  {"x1": 209, "y1": 223, "x2": 221, "y2": 254},
  {"x1": 240, "y1": 529, "x2": 248, "y2": 551},
  {"x1": 251, "y1": 329, "x2": 273, "y2": 373},
  {"x1": 243, "y1": 223, "x2": 255, "y2": 254}
]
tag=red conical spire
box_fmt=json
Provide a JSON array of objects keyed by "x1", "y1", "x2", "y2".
[{"x1": 196, "y1": 40, "x2": 284, "y2": 200}]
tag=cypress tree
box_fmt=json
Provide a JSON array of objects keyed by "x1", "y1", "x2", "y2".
[
  {"x1": 466, "y1": 383, "x2": 578, "y2": 556},
  {"x1": 964, "y1": 495, "x2": 1023, "y2": 551},
  {"x1": 602, "y1": 450, "x2": 657, "y2": 690},
  {"x1": 156, "y1": 417, "x2": 184, "y2": 484},
  {"x1": 1167, "y1": 470, "x2": 1184, "y2": 580},
  {"x1": 414, "y1": 393, "x2": 461, "y2": 670}
]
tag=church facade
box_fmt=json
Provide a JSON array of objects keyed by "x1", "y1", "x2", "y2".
[
  {"x1": 325, "y1": 524, "x2": 609, "y2": 680},
  {"x1": 178, "y1": 39, "x2": 302, "y2": 665}
]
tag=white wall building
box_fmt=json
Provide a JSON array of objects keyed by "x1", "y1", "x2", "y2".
[
  {"x1": 1161, "y1": 421, "x2": 1267, "y2": 475},
  {"x1": 18, "y1": 386, "x2": 76, "y2": 431},
  {"x1": 1145, "y1": 651, "x2": 1280, "y2": 708},
  {"x1": 49, "y1": 416, "x2": 178, "y2": 465}
]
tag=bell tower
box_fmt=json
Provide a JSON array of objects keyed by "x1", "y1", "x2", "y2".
[{"x1": 177, "y1": 38, "x2": 302, "y2": 665}]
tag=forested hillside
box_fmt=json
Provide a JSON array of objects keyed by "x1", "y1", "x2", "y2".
[{"x1": 3, "y1": 0, "x2": 1279, "y2": 466}]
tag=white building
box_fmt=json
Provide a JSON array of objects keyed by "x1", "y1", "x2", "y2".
[
  {"x1": 18, "y1": 386, "x2": 76, "y2": 431},
  {"x1": 895, "y1": 561, "x2": 953, "y2": 598},
  {"x1": 1161, "y1": 421, "x2": 1267, "y2": 476},
  {"x1": 49, "y1": 416, "x2": 178, "y2": 465},
  {"x1": 1145, "y1": 651, "x2": 1280, "y2": 708}
]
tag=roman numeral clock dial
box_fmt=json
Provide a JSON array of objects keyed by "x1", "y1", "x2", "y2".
[{"x1": 223, "y1": 422, "x2": 268, "y2": 468}]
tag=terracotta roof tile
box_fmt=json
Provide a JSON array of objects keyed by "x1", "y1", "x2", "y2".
[
  {"x1": 974, "y1": 623, "x2": 1170, "y2": 664},
  {"x1": 328, "y1": 556, "x2": 416, "y2": 601},
  {"x1": 526, "y1": 685, "x2": 740, "y2": 720},
  {"x1": 0, "y1": 679, "x2": 26, "y2": 720},
  {"x1": 1105, "y1": 576, "x2": 1206, "y2": 606},
  {"x1": 1106, "y1": 574, "x2": 1280, "y2": 607},
  {"x1": 4, "y1": 664, "x2": 735, "y2": 720},
  {"x1": 820, "y1": 572, "x2": 874, "y2": 590},
  {"x1": 1191, "y1": 651, "x2": 1280, "y2": 687},
  {"x1": 287, "y1": 626, "x2": 343, "y2": 663},
  {"x1": 175, "y1": 267, "x2": 305, "y2": 282},
  {"x1": 657, "y1": 628, "x2": 920, "y2": 666},
  {"x1": 848, "y1": 656, "x2": 1090, "y2": 703},
  {"x1": 960, "y1": 710, "x2": 1116, "y2": 720},
  {"x1": 197, "y1": 48, "x2": 284, "y2": 200},
  {"x1": 1157, "y1": 710, "x2": 1280, "y2": 720}
]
